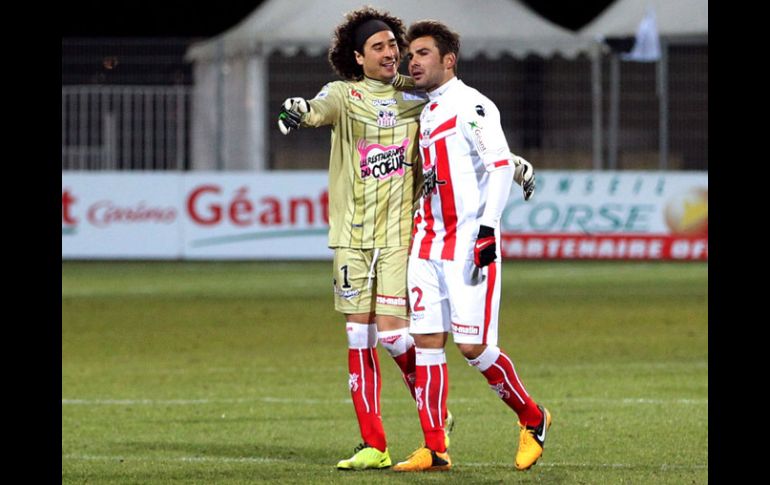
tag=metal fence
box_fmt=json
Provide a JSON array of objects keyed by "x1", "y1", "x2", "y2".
[
  {"x1": 269, "y1": 46, "x2": 707, "y2": 171},
  {"x1": 62, "y1": 38, "x2": 707, "y2": 172},
  {"x1": 61, "y1": 86, "x2": 191, "y2": 170}
]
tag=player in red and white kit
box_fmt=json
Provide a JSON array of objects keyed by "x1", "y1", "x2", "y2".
[{"x1": 392, "y1": 20, "x2": 550, "y2": 472}]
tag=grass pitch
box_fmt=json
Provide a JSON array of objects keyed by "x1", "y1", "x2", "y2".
[{"x1": 62, "y1": 260, "x2": 708, "y2": 484}]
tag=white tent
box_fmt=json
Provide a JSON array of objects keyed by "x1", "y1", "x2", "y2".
[
  {"x1": 185, "y1": 0, "x2": 591, "y2": 171},
  {"x1": 580, "y1": 0, "x2": 707, "y2": 39},
  {"x1": 577, "y1": 0, "x2": 708, "y2": 170},
  {"x1": 188, "y1": 0, "x2": 591, "y2": 61}
]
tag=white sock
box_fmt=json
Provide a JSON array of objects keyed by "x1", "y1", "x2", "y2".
[{"x1": 346, "y1": 322, "x2": 377, "y2": 349}]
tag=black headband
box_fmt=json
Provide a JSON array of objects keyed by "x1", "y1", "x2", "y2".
[{"x1": 354, "y1": 19, "x2": 393, "y2": 54}]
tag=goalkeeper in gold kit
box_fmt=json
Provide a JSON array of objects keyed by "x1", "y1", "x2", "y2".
[{"x1": 276, "y1": 6, "x2": 452, "y2": 470}]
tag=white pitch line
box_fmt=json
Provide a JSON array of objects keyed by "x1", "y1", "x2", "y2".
[
  {"x1": 63, "y1": 398, "x2": 254, "y2": 405},
  {"x1": 552, "y1": 397, "x2": 707, "y2": 405},
  {"x1": 61, "y1": 397, "x2": 350, "y2": 405},
  {"x1": 62, "y1": 454, "x2": 287, "y2": 464},
  {"x1": 62, "y1": 396, "x2": 707, "y2": 406},
  {"x1": 461, "y1": 461, "x2": 708, "y2": 470},
  {"x1": 62, "y1": 454, "x2": 707, "y2": 471}
]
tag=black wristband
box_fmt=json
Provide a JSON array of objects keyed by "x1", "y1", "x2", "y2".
[{"x1": 478, "y1": 225, "x2": 495, "y2": 238}]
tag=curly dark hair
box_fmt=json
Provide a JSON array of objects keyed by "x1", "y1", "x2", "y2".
[
  {"x1": 406, "y1": 20, "x2": 461, "y2": 73},
  {"x1": 328, "y1": 6, "x2": 407, "y2": 81}
]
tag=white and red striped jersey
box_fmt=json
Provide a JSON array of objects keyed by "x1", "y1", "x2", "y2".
[{"x1": 411, "y1": 77, "x2": 514, "y2": 261}]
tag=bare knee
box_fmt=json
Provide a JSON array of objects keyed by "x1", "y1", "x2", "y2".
[
  {"x1": 345, "y1": 312, "x2": 375, "y2": 324},
  {"x1": 375, "y1": 314, "x2": 409, "y2": 331},
  {"x1": 414, "y1": 333, "x2": 448, "y2": 349},
  {"x1": 456, "y1": 343, "x2": 486, "y2": 360}
]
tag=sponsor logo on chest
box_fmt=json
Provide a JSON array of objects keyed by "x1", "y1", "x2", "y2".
[
  {"x1": 372, "y1": 98, "x2": 397, "y2": 107},
  {"x1": 357, "y1": 139, "x2": 412, "y2": 181},
  {"x1": 422, "y1": 165, "x2": 445, "y2": 198}
]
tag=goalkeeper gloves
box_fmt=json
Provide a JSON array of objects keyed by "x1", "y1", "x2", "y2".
[
  {"x1": 474, "y1": 225, "x2": 497, "y2": 268},
  {"x1": 513, "y1": 156, "x2": 536, "y2": 201},
  {"x1": 277, "y1": 97, "x2": 309, "y2": 135}
]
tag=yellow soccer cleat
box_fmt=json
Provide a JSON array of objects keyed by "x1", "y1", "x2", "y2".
[
  {"x1": 419, "y1": 409, "x2": 455, "y2": 450},
  {"x1": 392, "y1": 447, "x2": 451, "y2": 472},
  {"x1": 515, "y1": 405, "x2": 552, "y2": 470},
  {"x1": 336, "y1": 443, "x2": 392, "y2": 470}
]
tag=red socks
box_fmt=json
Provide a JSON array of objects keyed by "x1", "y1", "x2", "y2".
[
  {"x1": 391, "y1": 344, "x2": 417, "y2": 399},
  {"x1": 415, "y1": 348, "x2": 448, "y2": 452},
  {"x1": 347, "y1": 347, "x2": 386, "y2": 451},
  {"x1": 378, "y1": 328, "x2": 417, "y2": 399},
  {"x1": 470, "y1": 345, "x2": 542, "y2": 427},
  {"x1": 346, "y1": 323, "x2": 386, "y2": 451}
]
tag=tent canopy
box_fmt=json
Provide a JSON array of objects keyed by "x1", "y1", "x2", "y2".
[
  {"x1": 183, "y1": 0, "x2": 708, "y2": 172},
  {"x1": 186, "y1": 0, "x2": 593, "y2": 62},
  {"x1": 579, "y1": 0, "x2": 707, "y2": 39}
]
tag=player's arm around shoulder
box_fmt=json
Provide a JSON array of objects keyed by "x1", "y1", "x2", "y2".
[
  {"x1": 391, "y1": 72, "x2": 415, "y2": 91},
  {"x1": 388, "y1": 73, "x2": 429, "y2": 107}
]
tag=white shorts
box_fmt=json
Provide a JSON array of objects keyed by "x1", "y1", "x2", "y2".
[{"x1": 407, "y1": 256, "x2": 501, "y2": 345}]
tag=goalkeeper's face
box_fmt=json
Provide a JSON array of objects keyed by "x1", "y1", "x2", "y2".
[{"x1": 355, "y1": 30, "x2": 401, "y2": 82}]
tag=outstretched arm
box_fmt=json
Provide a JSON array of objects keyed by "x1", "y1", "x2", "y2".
[{"x1": 276, "y1": 82, "x2": 344, "y2": 134}]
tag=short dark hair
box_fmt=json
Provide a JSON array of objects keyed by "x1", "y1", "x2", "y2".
[
  {"x1": 328, "y1": 6, "x2": 407, "y2": 81},
  {"x1": 406, "y1": 20, "x2": 461, "y2": 72}
]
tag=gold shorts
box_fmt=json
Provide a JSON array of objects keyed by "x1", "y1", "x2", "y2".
[{"x1": 332, "y1": 247, "x2": 409, "y2": 320}]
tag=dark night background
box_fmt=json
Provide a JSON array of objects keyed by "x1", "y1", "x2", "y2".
[{"x1": 61, "y1": 0, "x2": 617, "y2": 37}]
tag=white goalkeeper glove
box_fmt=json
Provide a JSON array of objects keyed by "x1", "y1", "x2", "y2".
[
  {"x1": 277, "y1": 97, "x2": 309, "y2": 135},
  {"x1": 512, "y1": 155, "x2": 536, "y2": 201}
]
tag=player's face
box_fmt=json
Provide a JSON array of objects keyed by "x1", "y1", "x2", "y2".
[
  {"x1": 408, "y1": 36, "x2": 453, "y2": 92},
  {"x1": 355, "y1": 30, "x2": 400, "y2": 82}
]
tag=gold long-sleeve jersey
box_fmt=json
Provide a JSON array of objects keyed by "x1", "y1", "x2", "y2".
[{"x1": 302, "y1": 75, "x2": 427, "y2": 249}]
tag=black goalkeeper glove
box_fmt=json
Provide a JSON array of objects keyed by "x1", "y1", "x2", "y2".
[
  {"x1": 277, "y1": 97, "x2": 309, "y2": 135},
  {"x1": 473, "y1": 225, "x2": 497, "y2": 268}
]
